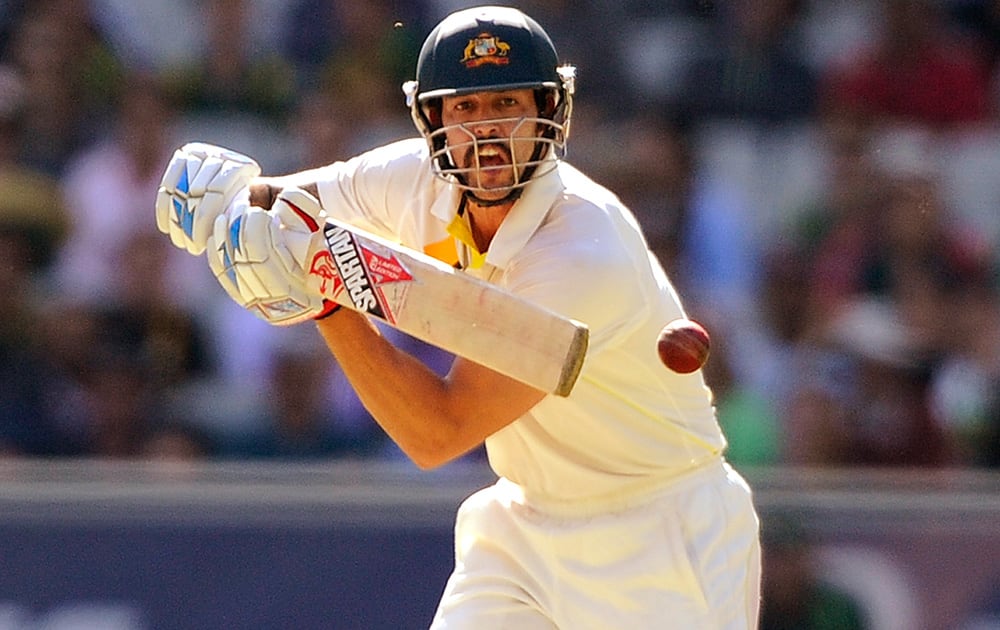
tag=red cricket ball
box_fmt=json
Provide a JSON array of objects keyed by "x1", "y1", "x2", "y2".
[{"x1": 656, "y1": 318, "x2": 711, "y2": 374}]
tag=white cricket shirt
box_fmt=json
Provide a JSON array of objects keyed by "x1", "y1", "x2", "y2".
[{"x1": 313, "y1": 138, "x2": 727, "y2": 506}]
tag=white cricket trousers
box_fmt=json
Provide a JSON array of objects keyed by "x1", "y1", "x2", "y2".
[{"x1": 429, "y1": 459, "x2": 760, "y2": 629}]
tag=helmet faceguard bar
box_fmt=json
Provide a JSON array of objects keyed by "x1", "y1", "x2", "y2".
[
  {"x1": 403, "y1": 64, "x2": 575, "y2": 193},
  {"x1": 428, "y1": 116, "x2": 566, "y2": 193}
]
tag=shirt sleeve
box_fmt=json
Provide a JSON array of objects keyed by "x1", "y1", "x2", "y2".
[{"x1": 312, "y1": 139, "x2": 433, "y2": 242}]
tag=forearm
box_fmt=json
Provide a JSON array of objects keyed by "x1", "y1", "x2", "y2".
[
  {"x1": 314, "y1": 310, "x2": 475, "y2": 468},
  {"x1": 314, "y1": 309, "x2": 546, "y2": 468}
]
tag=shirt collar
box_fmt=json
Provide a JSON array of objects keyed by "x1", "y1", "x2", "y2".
[{"x1": 431, "y1": 166, "x2": 563, "y2": 270}]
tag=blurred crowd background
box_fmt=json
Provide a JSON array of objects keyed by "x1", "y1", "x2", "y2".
[
  {"x1": 2, "y1": 0, "x2": 1000, "y2": 627},
  {"x1": 2, "y1": 0, "x2": 1000, "y2": 466},
  {"x1": 0, "y1": 0, "x2": 1000, "y2": 467},
  {"x1": 3, "y1": 0, "x2": 998, "y2": 470}
]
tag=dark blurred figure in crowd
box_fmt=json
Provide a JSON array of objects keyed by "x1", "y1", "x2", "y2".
[
  {"x1": 947, "y1": 0, "x2": 1000, "y2": 75},
  {"x1": 0, "y1": 224, "x2": 53, "y2": 455},
  {"x1": 675, "y1": 0, "x2": 817, "y2": 126},
  {"x1": 819, "y1": 0, "x2": 993, "y2": 130},
  {"x1": 228, "y1": 336, "x2": 387, "y2": 460},
  {"x1": 281, "y1": 0, "x2": 428, "y2": 150},
  {"x1": 928, "y1": 272, "x2": 1000, "y2": 467},
  {"x1": 1, "y1": 0, "x2": 123, "y2": 175},
  {"x1": 285, "y1": 0, "x2": 429, "y2": 90},
  {"x1": 782, "y1": 127, "x2": 991, "y2": 352},
  {"x1": 760, "y1": 513, "x2": 869, "y2": 630},
  {"x1": 76, "y1": 346, "x2": 161, "y2": 458},
  {"x1": 0, "y1": 64, "x2": 70, "y2": 456},
  {"x1": 782, "y1": 297, "x2": 948, "y2": 467},
  {"x1": 0, "y1": 210, "x2": 67, "y2": 456},
  {"x1": 103, "y1": 232, "x2": 213, "y2": 390},
  {"x1": 52, "y1": 71, "x2": 215, "y2": 392},
  {"x1": 78, "y1": 235, "x2": 215, "y2": 461},
  {"x1": 162, "y1": 0, "x2": 295, "y2": 123}
]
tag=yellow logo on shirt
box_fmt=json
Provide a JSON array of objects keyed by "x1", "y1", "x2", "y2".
[{"x1": 423, "y1": 236, "x2": 459, "y2": 267}]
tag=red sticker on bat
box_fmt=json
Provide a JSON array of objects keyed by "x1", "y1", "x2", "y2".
[
  {"x1": 362, "y1": 248, "x2": 413, "y2": 284},
  {"x1": 311, "y1": 224, "x2": 415, "y2": 324}
]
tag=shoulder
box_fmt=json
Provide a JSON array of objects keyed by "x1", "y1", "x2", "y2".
[
  {"x1": 314, "y1": 137, "x2": 439, "y2": 234},
  {"x1": 348, "y1": 137, "x2": 429, "y2": 173},
  {"x1": 316, "y1": 137, "x2": 432, "y2": 198},
  {"x1": 506, "y1": 164, "x2": 655, "y2": 334},
  {"x1": 556, "y1": 162, "x2": 625, "y2": 210},
  {"x1": 542, "y1": 163, "x2": 644, "y2": 267}
]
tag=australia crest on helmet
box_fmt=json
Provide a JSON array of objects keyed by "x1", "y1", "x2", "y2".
[{"x1": 461, "y1": 32, "x2": 511, "y2": 68}]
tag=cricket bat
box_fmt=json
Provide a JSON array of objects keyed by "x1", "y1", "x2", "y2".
[{"x1": 301, "y1": 204, "x2": 589, "y2": 397}]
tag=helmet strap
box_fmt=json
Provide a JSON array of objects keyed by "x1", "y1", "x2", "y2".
[{"x1": 463, "y1": 187, "x2": 523, "y2": 207}]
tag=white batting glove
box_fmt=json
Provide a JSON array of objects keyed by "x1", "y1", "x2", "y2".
[
  {"x1": 206, "y1": 187, "x2": 338, "y2": 326},
  {"x1": 156, "y1": 142, "x2": 261, "y2": 255}
]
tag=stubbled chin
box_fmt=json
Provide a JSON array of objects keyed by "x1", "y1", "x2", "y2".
[{"x1": 472, "y1": 188, "x2": 510, "y2": 201}]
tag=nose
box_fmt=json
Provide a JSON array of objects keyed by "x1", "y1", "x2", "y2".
[{"x1": 470, "y1": 118, "x2": 502, "y2": 139}]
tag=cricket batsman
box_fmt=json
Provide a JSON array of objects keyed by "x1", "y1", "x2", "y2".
[{"x1": 156, "y1": 6, "x2": 761, "y2": 628}]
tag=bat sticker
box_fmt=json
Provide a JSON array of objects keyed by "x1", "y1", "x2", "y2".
[{"x1": 318, "y1": 224, "x2": 415, "y2": 324}]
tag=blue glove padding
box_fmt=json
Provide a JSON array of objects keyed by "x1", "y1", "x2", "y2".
[{"x1": 156, "y1": 142, "x2": 261, "y2": 255}]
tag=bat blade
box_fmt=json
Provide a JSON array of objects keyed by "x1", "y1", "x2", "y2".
[{"x1": 312, "y1": 219, "x2": 588, "y2": 396}]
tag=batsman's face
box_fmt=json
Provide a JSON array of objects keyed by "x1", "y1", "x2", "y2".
[{"x1": 440, "y1": 89, "x2": 540, "y2": 197}]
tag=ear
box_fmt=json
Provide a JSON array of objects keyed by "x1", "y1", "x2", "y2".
[
  {"x1": 544, "y1": 92, "x2": 557, "y2": 117},
  {"x1": 535, "y1": 89, "x2": 557, "y2": 119},
  {"x1": 423, "y1": 99, "x2": 443, "y2": 128}
]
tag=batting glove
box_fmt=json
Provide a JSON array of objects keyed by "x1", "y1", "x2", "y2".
[
  {"x1": 156, "y1": 142, "x2": 261, "y2": 256},
  {"x1": 206, "y1": 187, "x2": 339, "y2": 326}
]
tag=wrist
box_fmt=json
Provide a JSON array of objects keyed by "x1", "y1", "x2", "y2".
[{"x1": 248, "y1": 180, "x2": 280, "y2": 209}]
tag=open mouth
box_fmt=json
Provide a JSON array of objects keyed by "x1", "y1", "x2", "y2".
[{"x1": 470, "y1": 142, "x2": 511, "y2": 170}]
